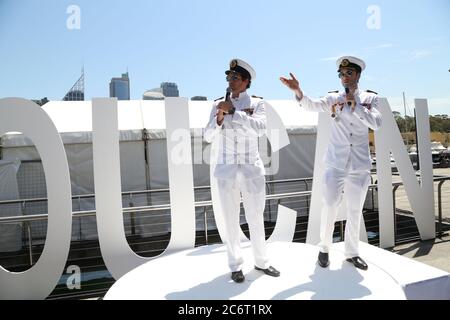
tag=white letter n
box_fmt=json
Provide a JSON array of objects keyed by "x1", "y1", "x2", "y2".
[{"x1": 375, "y1": 98, "x2": 435, "y2": 248}]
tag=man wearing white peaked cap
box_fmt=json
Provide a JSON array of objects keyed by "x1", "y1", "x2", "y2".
[
  {"x1": 204, "y1": 58, "x2": 280, "y2": 283},
  {"x1": 280, "y1": 55, "x2": 382, "y2": 270}
]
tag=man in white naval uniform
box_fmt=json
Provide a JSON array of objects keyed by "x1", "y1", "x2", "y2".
[
  {"x1": 280, "y1": 56, "x2": 382, "y2": 270},
  {"x1": 204, "y1": 58, "x2": 280, "y2": 283}
]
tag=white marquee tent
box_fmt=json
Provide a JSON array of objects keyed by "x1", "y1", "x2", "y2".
[{"x1": 0, "y1": 99, "x2": 318, "y2": 247}]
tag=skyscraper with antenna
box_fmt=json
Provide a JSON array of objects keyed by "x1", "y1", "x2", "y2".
[{"x1": 63, "y1": 68, "x2": 85, "y2": 101}]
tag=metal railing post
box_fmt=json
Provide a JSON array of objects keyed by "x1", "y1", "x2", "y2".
[
  {"x1": 24, "y1": 221, "x2": 33, "y2": 266},
  {"x1": 128, "y1": 193, "x2": 136, "y2": 236},
  {"x1": 77, "y1": 196, "x2": 82, "y2": 240},
  {"x1": 437, "y1": 180, "x2": 445, "y2": 239},
  {"x1": 303, "y1": 180, "x2": 310, "y2": 214},
  {"x1": 392, "y1": 185, "x2": 400, "y2": 242},
  {"x1": 266, "y1": 181, "x2": 272, "y2": 221},
  {"x1": 21, "y1": 201, "x2": 26, "y2": 216},
  {"x1": 370, "y1": 176, "x2": 375, "y2": 211},
  {"x1": 203, "y1": 206, "x2": 208, "y2": 245}
]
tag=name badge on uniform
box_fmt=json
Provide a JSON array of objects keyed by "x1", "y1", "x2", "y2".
[
  {"x1": 243, "y1": 108, "x2": 254, "y2": 116},
  {"x1": 361, "y1": 103, "x2": 372, "y2": 111},
  {"x1": 331, "y1": 103, "x2": 344, "y2": 120}
]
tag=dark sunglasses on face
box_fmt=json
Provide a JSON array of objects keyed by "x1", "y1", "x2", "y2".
[
  {"x1": 226, "y1": 73, "x2": 242, "y2": 82},
  {"x1": 338, "y1": 70, "x2": 354, "y2": 78}
]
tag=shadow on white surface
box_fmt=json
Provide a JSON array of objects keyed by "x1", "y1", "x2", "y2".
[{"x1": 105, "y1": 242, "x2": 412, "y2": 300}]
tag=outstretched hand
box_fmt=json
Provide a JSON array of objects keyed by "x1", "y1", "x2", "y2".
[
  {"x1": 280, "y1": 73, "x2": 300, "y2": 91},
  {"x1": 280, "y1": 72, "x2": 303, "y2": 100}
]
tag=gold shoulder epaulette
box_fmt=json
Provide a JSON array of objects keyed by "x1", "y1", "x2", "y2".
[
  {"x1": 214, "y1": 96, "x2": 224, "y2": 102},
  {"x1": 328, "y1": 90, "x2": 339, "y2": 93},
  {"x1": 366, "y1": 90, "x2": 378, "y2": 95},
  {"x1": 251, "y1": 95, "x2": 263, "y2": 99}
]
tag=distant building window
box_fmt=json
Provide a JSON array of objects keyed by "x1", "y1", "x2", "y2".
[
  {"x1": 110, "y1": 73, "x2": 130, "y2": 100},
  {"x1": 161, "y1": 82, "x2": 179, "y2": 97}
]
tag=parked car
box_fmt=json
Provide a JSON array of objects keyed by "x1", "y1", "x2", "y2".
[{"x1": 371, "y1": 154, "x2": 397, "y2": 172}]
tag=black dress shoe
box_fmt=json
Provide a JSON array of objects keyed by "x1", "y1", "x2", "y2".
[
  {"x1": 346, "y1": 256, "x2": 368, "y2": 270},
  {"x1": 317, "y1": 252, "x2": 329, "y2": 268},
  {"x1": 231, "y1": 270, "x2": 245, "y2": 283},
  {"x1": 254, "y1": 265, "x2": 280, "y2": 277}
]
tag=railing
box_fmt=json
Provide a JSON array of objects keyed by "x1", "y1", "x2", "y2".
[
  {"x1": 0, "y1": 177, "x2": 313, "y2": 212},
  {"x1": 391, "y1": 175, "x2": 450, "y2": 240},
  {"x1": 0, "y1": 175, "x2": 449, "y2": 268},
  {"x1": 0, "y1": 178, "x2": 311, "y2": 264}
]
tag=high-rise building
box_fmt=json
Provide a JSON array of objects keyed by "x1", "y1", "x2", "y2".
[
  {"x1": 32, "y1": 97, "x2": 49, "y2": 106},
  {"x1": 110, "y1": 72, "x2": 130, "y2": 100},
  {"x1": 160, "y1": 82, "x2": 179, "y2": 97},
  {"x1": 143, "y1": 88, "x2": 165, "y2": 100},
  {"x1": 63, "y1": 69, "x2": 85, "y2": 101},
  {"x1": 191, "y1": 96, "x2": 207, "y2": 101}
]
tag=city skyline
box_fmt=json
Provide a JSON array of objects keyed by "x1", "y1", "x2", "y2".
[{"x1": 0, "y1": 0, "x2": 449, "y2": 115}]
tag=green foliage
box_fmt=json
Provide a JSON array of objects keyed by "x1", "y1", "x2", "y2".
[{"x1": 392, "y1": 112, "x2": 450, "y2": 133}]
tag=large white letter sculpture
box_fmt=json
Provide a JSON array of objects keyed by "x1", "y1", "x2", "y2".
[
  {"x1": 92, "y1": 98, "x2": 196, "y2": 280},
  {"x1": 0, "y1": 98, "x2": 72, "y2": 299},
  {"x1": 375, "y1": 98, "x2": 434, "y2": 248}
]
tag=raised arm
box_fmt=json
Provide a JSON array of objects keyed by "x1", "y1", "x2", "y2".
[{"x1": 280, "y1": 72, "x2": 331, "y2": 112}]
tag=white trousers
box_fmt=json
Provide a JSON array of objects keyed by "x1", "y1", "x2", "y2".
[
  {"x1": 217, "y1": 172, "x2": 269, "y2": 272},
  {"x1": 318, "y1": 166, "x2": 371, "y2": 258}
]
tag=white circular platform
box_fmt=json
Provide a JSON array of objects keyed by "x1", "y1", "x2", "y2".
[{"x1": 104, "y1": 242, "x2": 406, "y2": 300}]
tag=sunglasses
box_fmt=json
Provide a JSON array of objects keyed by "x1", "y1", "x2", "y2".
[
  {"x1": 226, "y1": 73, "x2": 242, "y2": 82},
  {"x1": 338, "y1": 70, "x2": 355, "y2": 78}
]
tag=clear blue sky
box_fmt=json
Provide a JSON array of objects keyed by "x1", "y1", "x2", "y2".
[{"x1": 0, "y1": 0, "x2": 449, "y2": 115}]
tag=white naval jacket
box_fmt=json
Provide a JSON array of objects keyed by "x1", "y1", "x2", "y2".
[
  {"x1": 297, "y1": 89, "x2": 382, "y2": 171},
  {"x1": 204, "y1": 91, "x2": 266, "y2": 179}
]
